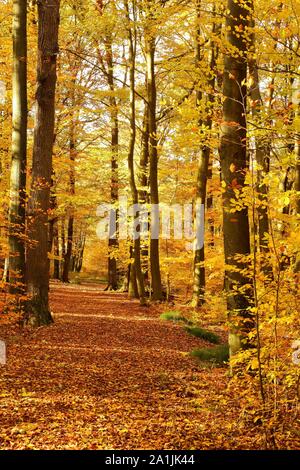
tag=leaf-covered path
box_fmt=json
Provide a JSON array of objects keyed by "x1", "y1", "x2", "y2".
[{"x1": 0, "y1": 283, "x2": 251, "y2": 450}]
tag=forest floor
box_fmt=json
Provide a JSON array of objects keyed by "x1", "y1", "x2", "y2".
[{"x1": 0, "y1": 283, "x2": 294, "y2": 450}]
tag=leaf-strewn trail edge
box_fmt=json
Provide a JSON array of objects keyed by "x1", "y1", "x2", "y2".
[{"x1": 0, "y1": 284, "x2": 270, "y2": 449}]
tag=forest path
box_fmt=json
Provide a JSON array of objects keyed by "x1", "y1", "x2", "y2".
[{"x1": 0, "y1": 283, "x2": 231, "y2": 450}]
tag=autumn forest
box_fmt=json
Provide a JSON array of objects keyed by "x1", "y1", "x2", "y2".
[{"x1": 0, "y1": 0, "x2": 300, "y2": 451}]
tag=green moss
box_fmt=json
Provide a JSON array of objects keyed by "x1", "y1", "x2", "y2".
[
  {"x1": 160, "y1": 311, "x2": 193, "y2": 325},
  {"x1": 185, "y1": 326, "x2": 221, "y2": 344},
  {"x1": 190, "y1": 344, "x2": 229, "y2": 364}
]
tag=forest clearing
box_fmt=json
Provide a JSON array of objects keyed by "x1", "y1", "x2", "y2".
[{"x1": 1, "y1": 0, "x2": 300, "y2": 452}]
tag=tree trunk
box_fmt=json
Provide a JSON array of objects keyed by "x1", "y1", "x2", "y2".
[
  {"x1": 207, "y1": 163, "x2": 215, "y2": 249},
  {"x1": 220, "y1": 0, "x2": 254, "y2": 356},
  {"x1": 71, "y1": 228, "x2": 86, "y2": 273},
  {"x1": 192, "y1": 3, "x2": 216, "y2": 307},
  {"x1": 25, "y1": 0, "x2": 60, "y2": 326},
  {"x1": 48, "y1": 176, "x2": 60, "y2": 280},
  {"x1": 2, "y1": 258, "x2": 9, "y2": 284},
  {"x1": 146, "y1": 31, "x2": 163, "y2": 301},
  {"x1": 293, "y1": 75, "x2": 300, "y2": 273},
  {"x1": 9, "y1": 0, "x2": 27, "y2": 294},
  {"x1": 60, "y1": 217, "x2": 66, "y2": 279},
  {"x1": 53, "y1": 220, "x2": 60, "y2": 279},
  {"x1": 192, "y1": 144, "x2": 209, "y2": 307},
  {"x1": 128, "y1": 255, "x2": 139, "y2": 299},
  {"x1": 248, "y1": 21, "x2": 271, "y2": 261},
  {"x1": 126, "y1": 0, "x2": 146, "y2": 306},
  {"x1": 75, "y1": 232, "x2": 85, "y2": 273},
  {"x1": 48, "y1": 181, "x2": 57, "y2": 254},
  {"x1": 95, "y1": 1, "x2": 119, "y2": 290},
  {"x1": 106, "y1": 38, "x2": 119, "y2": 291},
  {"x1": 62, "y1": 215, "x2": 74, "y2": 283},
  {"x1": 139, "y1": 100, "x2": 150, "y2": 287},
  {"x1": 62, "y1": 81, "x2": 76, "y2": 284},
  {"x1": 121, "y1": 260, "x2": 130, "y2": 293}
]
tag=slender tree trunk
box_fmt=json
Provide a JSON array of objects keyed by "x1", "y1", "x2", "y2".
[
  {"x1": 192, "y1": 3, "x2": 216, "y2": 307},
  {"x1": 48, "y1": 213, "x2": 60, "y2": 280},
  {"x1": 207, "y1": 164, "x2": 214, "y2": 248},
  {"x1": 248, "y1": 21, "x2": 271, "y2": 260},
  {"x1": 293, "y1": 75, "x2": 300, "y2": 273},
  {"x1": 126, "y1": 0, "x2": 146, "y2": 306},
  {"x1": 62, "y1": 209, "x2": 74, "y2": 284},
  {"x1": 9, "y1": 0, "x2": 27, "y2": 294},
  {"x1": 53, "y1": 220, "x2": 60, "y2": 279},
  {"x1": 48, "y1": 180, "x2": 57, "y2": 254},
  {"x1": 2, "y1": 258, "x2": 9, "y2": 284},
  {"x1": 294, "y1": 166, "x2": 300, "y2": 273},
  {"x1": 62, "y1": 83, "x2": 76, "y2": 284},
  {"x1": 106, "y1": 38, "x2": 119, "y2": 291},
  {"x1": 128, "y1": 257, "x2": 139, "y2": 299},
  {"x1": 60, "y1": 217, "x2": 66, "y2": 279},
  {"x1": 48, "y1": 176, "x2": 60, "y2": 279},
  {"x1": 139, "y1": 100, "x2": 150, "y2": 285},
  {"x1": 146, "y1": 30, "x2": 163, "y2": 301},
  {"x1": 192, "y1": 144, "x2": 209, "y2": 307},
  {"x1": 71, "y1": 228, "x2": 84, "y2": 273},
  {"x1": 95, "y1": 1, "x2": 119, "y2": 290},
  {"x1": 74, "y1": 231, "x2": 85, "y2": 273},
  {"x1": 121, "y1": 257, "x2": 130, "y2": 293},
  {"x1": 25, "y1": 0, "x2": 60, "y2": 326},
  {"x1": 220, "y1": 0, "x2": 254, "y2": 356},
  {"x1": 48, "y1": 216, "x2": 54, "y2": 255},
  {"x1": 62, "y1": 215, "x2": 74, "y2": 283}
]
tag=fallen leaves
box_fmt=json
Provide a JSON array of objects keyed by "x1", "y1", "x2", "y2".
[{"x1": 0, "y1": 283, "x2": 299, "y2": 450}]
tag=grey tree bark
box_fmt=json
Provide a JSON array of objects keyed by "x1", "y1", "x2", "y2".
[
  {"x1": 248, "y1": 18, "x2": 271, "y2": 270},
  {"x1": 25, "y1": 0, "x2": 60, "y2": 326},
  {"x1": 293, "y1": 75, "x2": 300, "y2": 273},
  {"x1": 106, "y1": 38, "x2": 119, "y2": 291},
  {"x1": 192, "y1": 2, "x2": 217, "y2": 307},
  {"x1": 220, "y1": 0, "x2": 254, "y2": 356},
  {"x1": 9, "y1": 0, "x2": 27, "y2": 295},
  {"x1": 139, "y1": 100, "x2": 150, "y2": 287},
  {"x1": 126, "y1": 0, "x2": 146, "y2": 306},
  {"x1": 145, "y1": 21, "x2": 163, "y2": 301},
  {"x1": 62, "y1": 104, "x2": 76, "y2": 284}
]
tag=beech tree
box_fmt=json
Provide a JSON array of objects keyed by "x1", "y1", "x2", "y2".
[
  {"x1": 95, "y1": 0, "x2": 120, "y2": 291},
  {"x1": 26, "y1": 0, "x2": 60, "y2": 325},
  {"x1": 192, "y1": 1, "x2": 217, "y2": 307},
  {"x1": 8, "y1": 0, "x2": 27, "y2": 294},
  {"x1": 220, "y1": 0, "x2": 254, "y2": 356},
  {"x1": 145, "y1": 1, "x2": 163, "y2": 301},
  {"x1": 248, "y1": 24, "x2": 270, "y2": 259},
  {"x1": 293, "y1": 75, "x2": 300, "y2": 273},
  {"x1": 125, "y1": 0, "x2": 146, "y2": 306},
  {"x1": 62, "y1": 70, "x2": 77, "y2": 284},
  {"x1": 105, "y1": 36, "x2": 120, "y2": 291}
]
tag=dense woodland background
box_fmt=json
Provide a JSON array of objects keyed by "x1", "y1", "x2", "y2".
[{"x1": 0, "y1": 0, "x2": 300, "y2": 450}]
